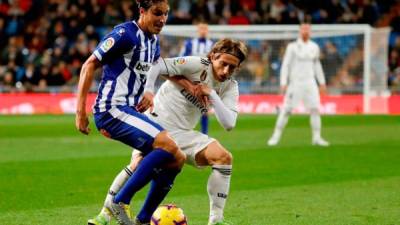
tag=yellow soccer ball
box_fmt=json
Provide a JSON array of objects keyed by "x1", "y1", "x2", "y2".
[{"x1": 150, "y1": 204, "x2": 188, "y2": 225}]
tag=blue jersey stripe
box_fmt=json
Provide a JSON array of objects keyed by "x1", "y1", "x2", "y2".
[
  {"x1": 134, "y1": 75, "x2": 146, "y2": 106},
  {"x1": 126, "y1": 72, "x2": 136, "y2": 105},
  {"x1": 93, "y1": 21, "x2": 160, "y2": 114},
  {"x1": 94, "y1": 79, "x2": 106, "y2": 113},
  {"x1": 105, "y1": 80, "x2": 117, "y2": 111}
]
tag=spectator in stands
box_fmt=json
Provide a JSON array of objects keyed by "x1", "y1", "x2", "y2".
[
  {"x1": 190, "y1": 0, "x2": 211, "y2": 23},
  {"x1": 0, "y1": 0, "x2": 399, "y2": 93},
  {"x1": 321, "y1": 41, "x2": 342, "y2": 84}
]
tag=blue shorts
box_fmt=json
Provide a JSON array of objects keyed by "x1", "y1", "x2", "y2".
[{"x1": 94, "y1": 105, "x2": 164, "y2": 155}]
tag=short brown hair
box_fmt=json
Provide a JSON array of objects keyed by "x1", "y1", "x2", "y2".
[{"x1": 208, "y1": 38, "x2": 248, "y2": 64}]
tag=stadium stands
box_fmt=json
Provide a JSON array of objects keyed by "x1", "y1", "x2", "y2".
[{"x1": 0, "y1": 0, "x2": 399, "y2": 93}]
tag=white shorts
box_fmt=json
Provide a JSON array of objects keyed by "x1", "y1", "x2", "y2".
[
  {"x1": 168, "y1": 129, "x2": 215, "y2": 168},
  {"x1": 283, "y1": 83, "x2": 320, "y2": 110},
  {"x1": 131, "y1": 129, "x2": 215, "y2": 168}
]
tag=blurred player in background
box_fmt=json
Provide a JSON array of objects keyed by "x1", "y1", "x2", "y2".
[
  {"x1": 90, "y1": 38, "x2": 248, "y2": 225},
  {"x1": 75, "y1": 1, "x2": 186, "y2": 225},
  {"x1": 180, "y1": 22, "x2": 214, "y2": 135},
  {"x1": 268, "y1": 23, "x2": 330, "y2": 147}
]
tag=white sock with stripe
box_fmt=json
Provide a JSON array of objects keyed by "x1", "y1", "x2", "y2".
[
  {"x1": 100, "y1": 165, "x2": 133, "y2": 221},
  {"x1": 208, "y1": 165, "x2": 232, "y2": 224}
]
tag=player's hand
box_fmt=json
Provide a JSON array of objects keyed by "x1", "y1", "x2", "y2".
[
  {"x1": 76, "y1": 112, "x2": 91, "y2": 135},
  {"x1": 280, "y1": 85, "x2": 287, "y2": 94},
  {"x1": 137, "y1": 91, "x2": 154, "y2": 113},
  {"x1": 319, "y1": 85, "x2": 327, "y2": 95},
  {"x1": 195, "y1": 84, "x2": 211, "y2": 107}
]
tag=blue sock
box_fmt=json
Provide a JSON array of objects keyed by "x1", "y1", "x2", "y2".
[
  {"x1": 137, "y1": 168, "x2": 181, "y2": 223},
  {"x1": 201, "y1": 114, "x2": 208, "y2": 134},
  {"x1": 114, "y1": 149, "x2": 174, "y2": 204}
]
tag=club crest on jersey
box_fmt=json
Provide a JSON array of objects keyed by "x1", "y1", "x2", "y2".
[
  {"x1": 118, "y1": 28, "x2": 125, "y2": 35},
  {"x1": 100, "y1": 37, "x2": 115, "y2": 52},
  {"x1": 134, "y1": 61, "x2": 152, "y2": 74},
  {"x1": 175, "y1": 58, "x2": 186, "y2": 65}
]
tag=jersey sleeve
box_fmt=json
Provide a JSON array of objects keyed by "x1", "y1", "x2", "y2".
[
  {"x1": 314, "y1": 45, "x2": 326, "y2": 85},
  {"x1": 219, "y1": 80, "x2": 239, "y2": 113},
  {"x1": 93, "y1": 25, "x2": 135, "y2": 64},
  {"x1": 280, "y1": 43, "x2": 293, "y2": 86},
  {"x1": 162, "y1": 56, "x2": 206, "y2": 76}
]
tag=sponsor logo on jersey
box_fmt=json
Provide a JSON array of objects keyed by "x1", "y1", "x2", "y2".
[
  {"x1": 175, "y1": 58, "x2": 186, "y2": 65},
  {"x1": 180, "y1": 89, "x2": 208, "y2": 114},
  {"x1": 134, "y1": 61, "x2": 152, "y2": 74},
  {"x1": 100, "y1": 37, "x2": 115, "y2": 52}
]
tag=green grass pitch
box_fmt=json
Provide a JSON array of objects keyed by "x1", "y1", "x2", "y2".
[{"x1": 0, "y1": 114, "x2": 399, "y2": 225}]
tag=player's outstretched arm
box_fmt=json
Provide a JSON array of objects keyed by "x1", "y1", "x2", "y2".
[
  {"x1": 196, "y1": 84, "x2": 237, "y2": 131},
  {"x1": 75, "y1": 54, "x2": 101, "y2": 135},
  {"x1": 139, "y1": 59, "x2": 170, "y2": 112}
]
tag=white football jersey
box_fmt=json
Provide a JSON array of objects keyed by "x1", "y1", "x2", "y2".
[
  {"x1": 280, "y1": 38, "x2": 326, "y2": 87},
  {"x1": 151, "y1": 56, "x2": 238, "y2": 130}
]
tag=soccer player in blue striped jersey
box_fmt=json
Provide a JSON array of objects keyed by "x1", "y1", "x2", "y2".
[
  {"x1": 76, "y1": 1, "x2": 186, "y2": 225},
  {"x1": 179, "y1": 22, "x2": 214, "y2": 135},
  {"x1": 90, "y1": 39, "x2": 248, "y2": 225}
]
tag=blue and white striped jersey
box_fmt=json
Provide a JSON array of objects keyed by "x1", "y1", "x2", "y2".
[
  {"x1": 93, "y1": 21, "x2": 160, "y2": 114},
  {"x1": 179, "y1": 37, "x2": 213, "y2": 57}
]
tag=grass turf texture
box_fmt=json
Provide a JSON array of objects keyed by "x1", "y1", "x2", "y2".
[{"x1": 0, "y1": 115, "x2": 399, "y2": 225}]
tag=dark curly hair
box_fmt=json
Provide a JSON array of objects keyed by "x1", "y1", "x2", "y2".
[{"x1": 136, "y1": 0, "x2": 168, "y2": 10}]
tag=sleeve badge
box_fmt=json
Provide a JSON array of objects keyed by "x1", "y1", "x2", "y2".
[
  {"x1": 175, "y1": 58, "x2": 186, "y2": 65},
  {"x1": 100, "y1": 37, "x2": 115, "y2": 53}
]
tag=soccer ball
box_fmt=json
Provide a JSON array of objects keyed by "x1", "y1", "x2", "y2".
[{"x1": 150, "y1": 204, "x2": 188, "y2": 225}]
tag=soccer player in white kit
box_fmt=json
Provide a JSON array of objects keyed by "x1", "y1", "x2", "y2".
[
  {"x1": 90, "y1": 39, "x2": 248, "y2": 225},
  {"x1": 268, "y1": 23, "x2": 330, "y2": 146},
  {"x1": 179, "y1": 22, "x2": 214, "y2": 135}
]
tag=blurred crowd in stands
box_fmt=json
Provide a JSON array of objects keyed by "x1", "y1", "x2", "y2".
[{"x1": 0, "y1": 0, "x2": 400, "y2": 93}]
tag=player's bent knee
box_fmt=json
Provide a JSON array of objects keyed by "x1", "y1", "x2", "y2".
[
  {"x1": 220, "y1": 150, "x2": 233, "y2": 165},
  {"x1": 166, "y1": 150, "x2": 186, "y2": 169},
  {"x1": 210, "y1": 149, "x2": 233, "y2": 165},
  {"x1": 153, "y1": 131, "x2": 179, "y2": 155},
  {"x1": 154, "y1": 131, "x2": 185, "y2": 168}
]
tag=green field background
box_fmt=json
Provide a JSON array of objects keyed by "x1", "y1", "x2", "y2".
[{"x1": 0, "y1": 115, "x2": 399, "y2": 225}]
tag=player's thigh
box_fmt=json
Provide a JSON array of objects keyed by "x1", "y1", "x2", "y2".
[
  {"x1": 94, "y1": 106, "x2": 164, "y2": 155},
  {"x1": 143, "y1": 111, "x2": 179, "y2": 153},
  {"x1": 168, "y1": 129, "x2": 215, "y2": 168},
  {"x1": 304, "y1": 85, "x2": 320, "y2": 110},
  {"x1": 283, "y1": 86, "x2": 301, "y2": 110}
]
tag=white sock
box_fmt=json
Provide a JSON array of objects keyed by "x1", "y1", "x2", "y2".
[
  {"x1": 310, "y1": 109, "x2": 321, "y2": 140},
  {"x1": 208, "y1": 165, "x2": 232, "y2": 224},
  {"x1": 271, "y1": 110, "x2": 290, "y2": 140},
  {"x1": 100, "y1": 166, "x2": 133, "y2": 221}
]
